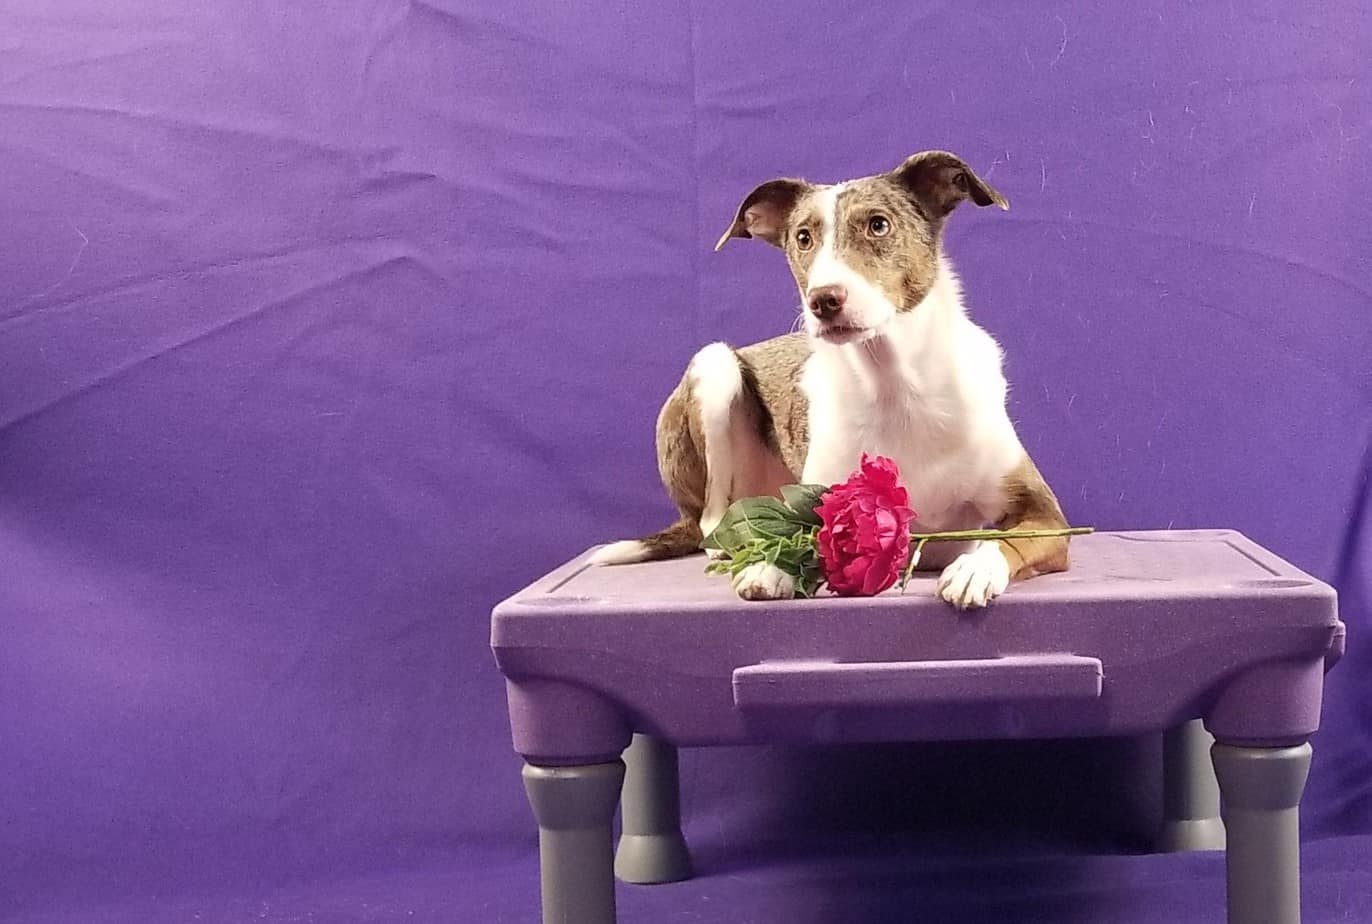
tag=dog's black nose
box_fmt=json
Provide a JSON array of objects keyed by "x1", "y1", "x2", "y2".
[{"x1": 807, "y1": 285, "x2": 847, "y2": 320}]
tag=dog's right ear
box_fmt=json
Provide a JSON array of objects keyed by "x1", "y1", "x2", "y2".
[{"x1": 714, "y1": 179, "x2": 811, "y2": 251}]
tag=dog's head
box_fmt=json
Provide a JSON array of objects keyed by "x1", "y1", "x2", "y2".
[{"x1": 715, "y1": 151, "x2": 1006, "y2": 344}]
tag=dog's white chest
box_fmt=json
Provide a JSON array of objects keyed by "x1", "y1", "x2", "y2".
[
  {"x1": 809, "y1": 390, "x2": 977, "y2": 526},
  {"x1": 800, "y1": 333, "x2": 1019, "y2": 531}
]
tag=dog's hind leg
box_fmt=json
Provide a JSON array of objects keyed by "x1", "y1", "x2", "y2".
[
  {"x1": 689, "y1": 343, "x2": 798, "y2": 597},
  {"x1": 689, "y1": 344, "x2": 793, "y2": 534},
  {"x1": 687, "y1": 343, "x2": 747, "y2": 542},
  {"x1": 595, "y1": 343, "x2": 792, "y2": 576}
]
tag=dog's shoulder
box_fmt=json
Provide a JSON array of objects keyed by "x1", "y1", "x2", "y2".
[{"x1": 735, "y1": 331, "x2": 810, "y2": 382}]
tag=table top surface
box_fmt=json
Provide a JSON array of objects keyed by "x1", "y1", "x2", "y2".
[{"x1": 494, "y1": 530, "x2": 1337, "y2": 637}]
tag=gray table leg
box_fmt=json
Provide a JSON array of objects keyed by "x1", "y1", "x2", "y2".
[
  {"x1": 523, "y1": 760, "x2": 625, "y2": 924},
  {"x1": 1159, "y1": 720, "x2": 1226, "y2": 851},
  {"x1": 1212, "y1": 741, "x2": 1312, "y2": 924},
  {"x1": 615, "y1": 734, "x2": 693, "y2": 884}
]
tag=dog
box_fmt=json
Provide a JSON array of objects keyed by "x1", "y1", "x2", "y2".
[{"x1": 593, "y1": 150, "x2": 1071, "y2": 608}]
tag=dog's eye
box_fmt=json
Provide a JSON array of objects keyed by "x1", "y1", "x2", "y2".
[
  {"x1": 867, "y1": 215, "x2": 892, "y2": 237},
  {"x1": 794, "y1": 228, "x2": 813, "y2": 251}
]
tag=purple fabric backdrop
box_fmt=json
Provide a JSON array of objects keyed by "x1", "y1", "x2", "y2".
[{"x1": 1, "y1": 1, "x2": 1368, "y2": 921}]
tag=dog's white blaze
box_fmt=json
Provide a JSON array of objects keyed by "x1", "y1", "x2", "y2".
[
  {"x1": 804, "y1": 183, "x2": 897, "y2": 337},
  {"x1": 688, "y1": 342, "x2": 745, "y2": 536},
  {"x1": 806, "y1": 185, "x2": 847, "y2": 295},
  {"x1": 811, "y1": 184, "x2": 842, "y2": 256}
]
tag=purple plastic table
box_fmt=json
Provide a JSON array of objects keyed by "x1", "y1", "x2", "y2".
[{"x1": 491, "y1": 531, "x2": 1345, "y2": 924}]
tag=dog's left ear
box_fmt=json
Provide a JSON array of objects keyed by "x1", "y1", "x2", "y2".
[{"x1": 892, "y1": 151, "x2": 1008, "y2": 218}]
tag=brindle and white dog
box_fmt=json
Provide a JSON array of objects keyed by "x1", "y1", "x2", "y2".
[{"x1": 595, "y1": 151, "x2": 1071, "y2": 609}]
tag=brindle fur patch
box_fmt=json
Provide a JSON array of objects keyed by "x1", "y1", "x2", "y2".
[
  {"x1": 993, "y1": 454, "x2": 1072, "y2": 579},
  {"x1": 736, "y1": 333, "x2": 810, "y2": 476},
  {"x1": 655, "y1": 379, "x2": 708, "y2": 522},
  {"x1": 779, "y1": 195, "x2": 825, "y2": 296}
]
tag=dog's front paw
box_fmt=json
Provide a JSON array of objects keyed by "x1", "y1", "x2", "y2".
[
  {"x1": 705, "y1": 546, "x2": 730, "y2": 561},
  {"x1": 732, "y1": 562, "x2": 796, "y2": 601},
  {"x1": 937, "y1": 542, "x2": 1010, "y2": 610}
]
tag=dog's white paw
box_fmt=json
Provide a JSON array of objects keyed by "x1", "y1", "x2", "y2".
[
  {"x1": 705, "y1": 547, "x2": 729, "y2": 561},
  {"x1": 732, "y1": 562, "x2": 796, "y2": 601},
  {"x1": 937, "y1": 542, "x2": 1011, "y2": 610}
]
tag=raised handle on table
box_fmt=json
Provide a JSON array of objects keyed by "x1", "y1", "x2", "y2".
[{"x1": 732, "y1": 655, "x2": 1103, "y2": 709}]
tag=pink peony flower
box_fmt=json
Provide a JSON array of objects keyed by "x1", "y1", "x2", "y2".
[{"x1": 815, "y1": 454, "x2": 917, "y2": 596}]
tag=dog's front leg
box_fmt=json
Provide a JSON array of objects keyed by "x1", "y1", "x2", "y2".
[
  {"x1": 936, "y1": 541, "x2": 1013, "y2": 610},
  {"x1": 939, "y1": 454, "x2": 1071, "y2": 609},
  {"x1": 731, "y1": 562, "x2": 797, "y2": 600}
]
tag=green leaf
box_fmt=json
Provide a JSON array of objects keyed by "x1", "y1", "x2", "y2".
[
  {"x1": 734, "y1": 496, "x2": 803, "y2": 526},
  {"x1": 701, "y1": 520, "x2": 742, "y2": 552},
  {"x1": 701, "y1": 495, "x2": 809, "y2": 553},
  {"x1": 780, "y1": 483, "x2": 829, "y2": 525}
]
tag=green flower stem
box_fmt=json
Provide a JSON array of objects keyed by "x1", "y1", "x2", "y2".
[
  {"x1": 908, "y1": 526, "x2": 1094, "y2": 543},
  {"x1": 899, "y1": 536, "x2": 930, "y2": 591},
  {"x1": 897, "y1": 526, "x2": 1091, "y2": 593}
]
